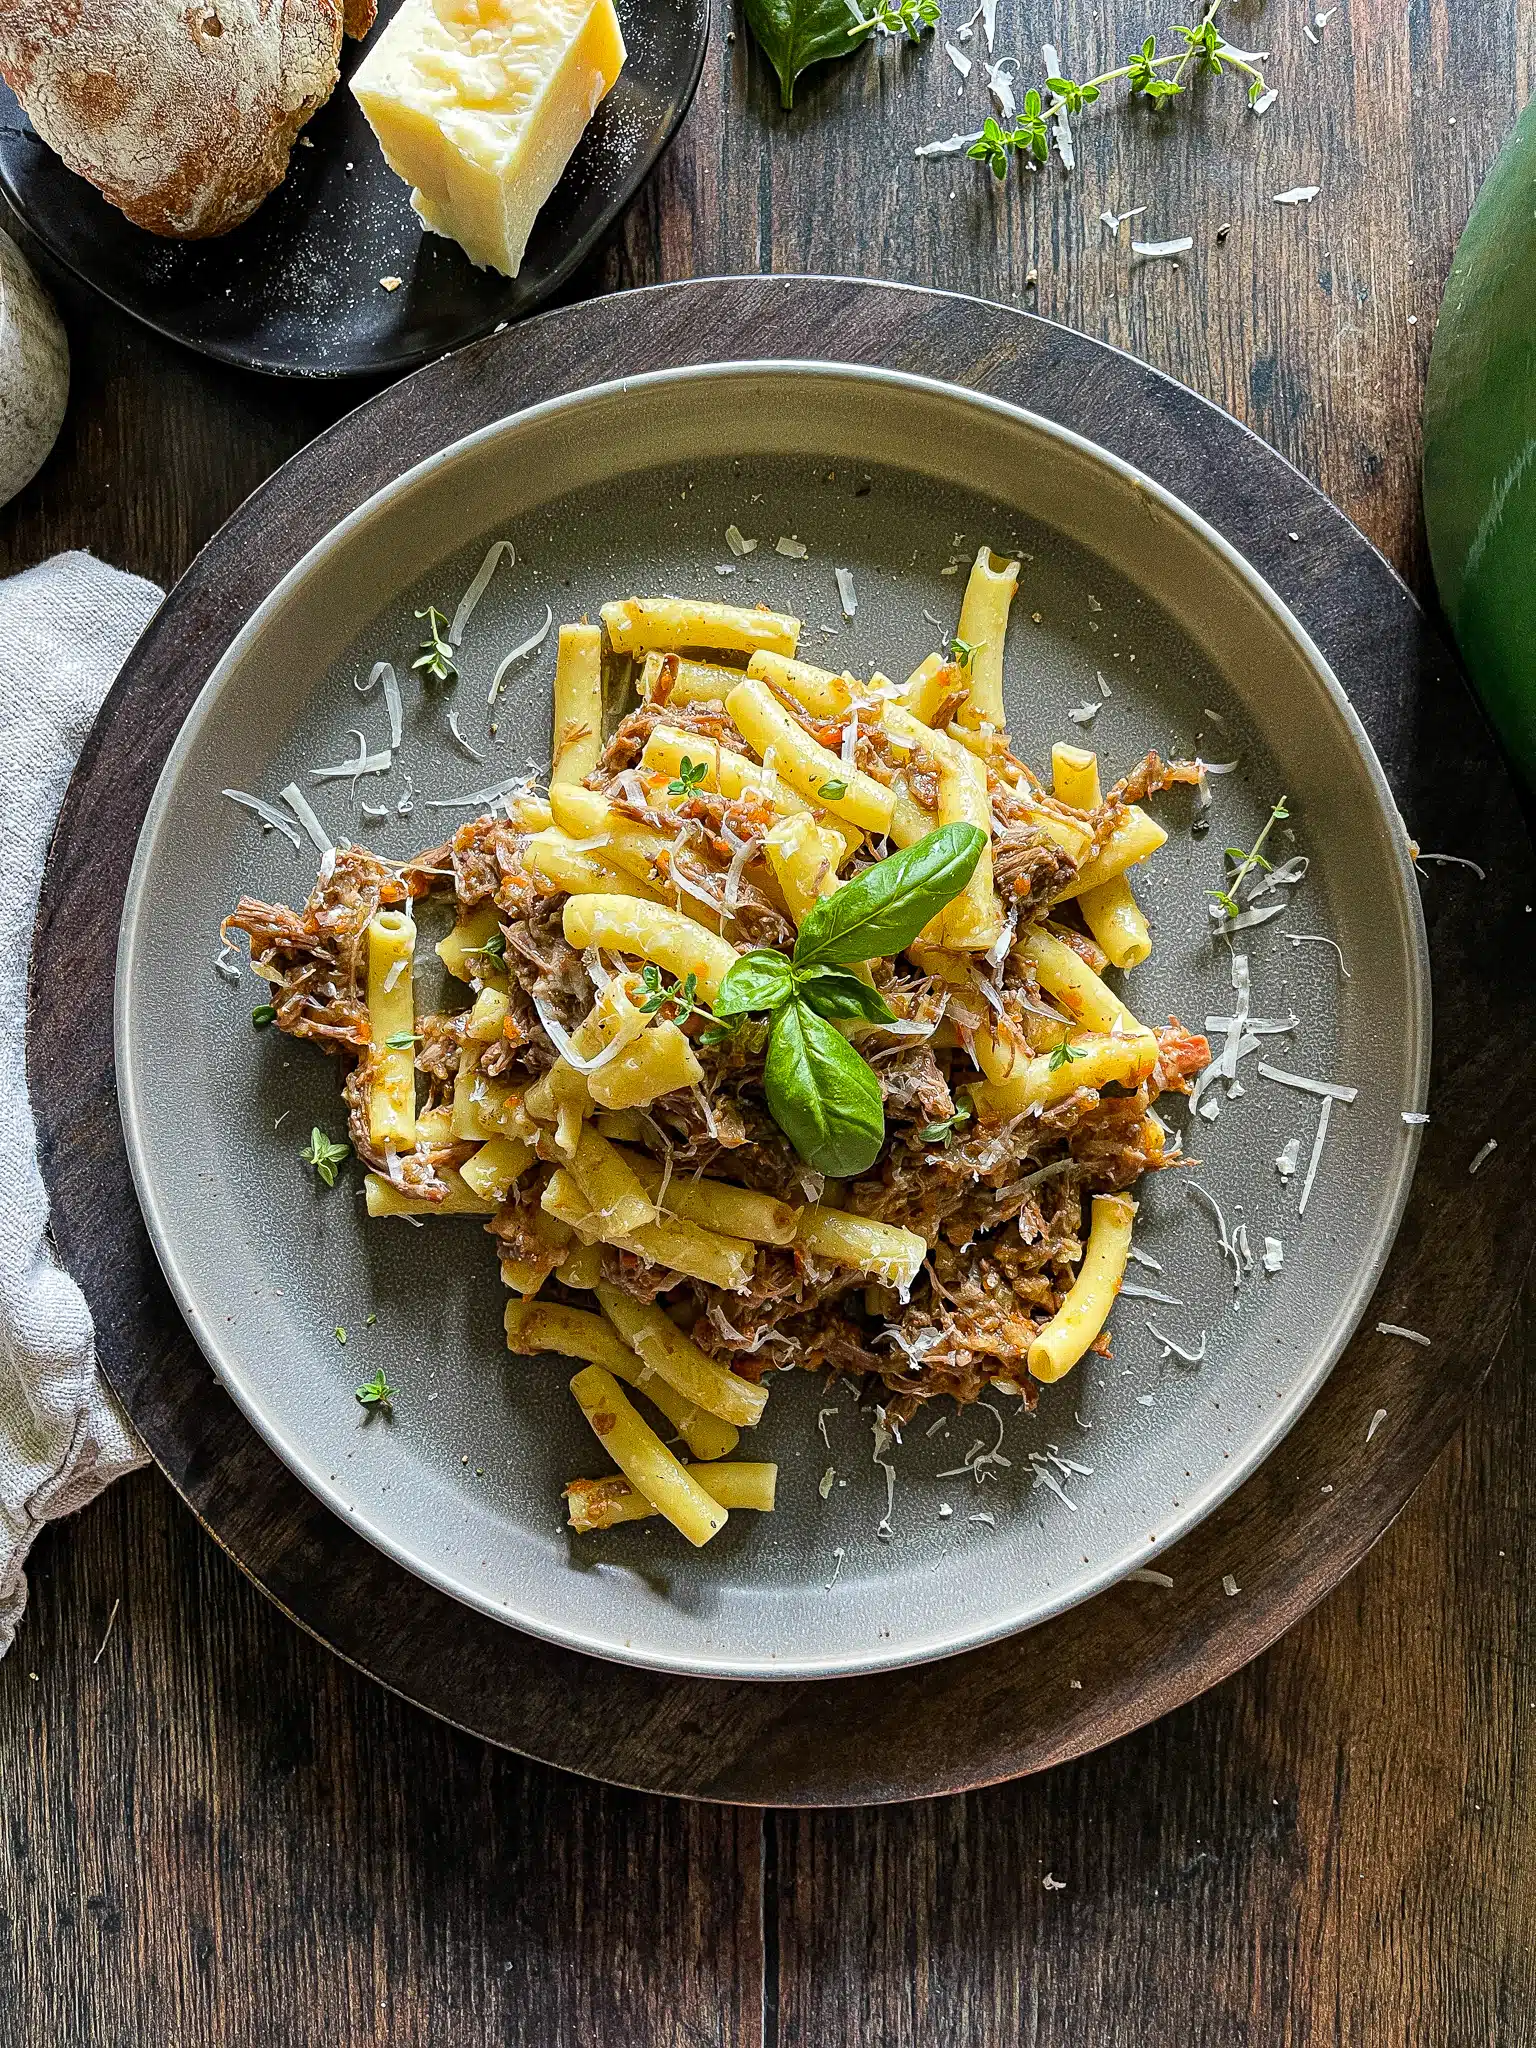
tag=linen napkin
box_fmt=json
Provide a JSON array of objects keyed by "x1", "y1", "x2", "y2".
[{"x1": 1, "y1": 551, "x2": 163, "y2": 1655}]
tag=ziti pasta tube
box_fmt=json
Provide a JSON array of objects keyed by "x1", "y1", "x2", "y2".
[
  {"x1": 744, "y1": 649, "x2": 854, "y2": 719},
  {"x1": 542, "y1": 1169, "x2": 755, "y2": 1293},
  {"x1": 953, "y1": 547, "x2": 1020, "y2": 728},
  {"x1": 966, "y1": 1028, "x2": 1160, "y2": 1121},
  {"x1": 596, "y1": 1285, "x2": 768, "y2": 1427},
  {"x1": 1049, "y1": 744, "x2": 1153, "y2": 968},
  {"x1": 561, "y1": 895, "x2": 739, "y2": 1004},
  {"x1": 795, "y1": 1206, "x2": 927, "y2": 1292},
  {"x1": 724, "y1": 677, "x2": 894, "y2": 835},
  {"x1": 566, "y1": 1463, "x2": 777, "y2": 1532},
  {"x1": 602, "y1": 597, "x2": 800, "y2": 661},
  {"x1": 436, "y1": 900, "x2": 505, "y2": 987},
  {"x1": 1054, "y1": 807, "x2": 1167, "y2": 900},
  {"x1": 638, "y1": 651, "x2": 747, "y2": 706},
  {"x1": 504, "y1": 1298, "x2": 738, "y2": 1461},
  {"x1": 365, "y1": 909, "x2": 417, "y2": 1150},
  {"x1": 364, "y1": 1167, "x2": 495, "y2": 1218},
  {"x1": 568, "y1": 1365, "x2": 728, "y2": 1547},
  {"x1": 1028, "y1": 1193, "x2": 1136, "y2": 1383},
  {"x1": 550, "y1": 623, "x2": 603, "y2": 787}
]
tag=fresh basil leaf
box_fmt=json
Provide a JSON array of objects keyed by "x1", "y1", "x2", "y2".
[
  {"x1": 741, "y1": 0, "x2": 870, "y2": 109},
  {"x1": 764, "y1": 998, "x2": 886, "y2": 1176},
  {"x1": 794, "y1": 965, "x2": 897, "y2": 1024},
  {"x1": 715, "y1": 948, "x2": 797, "y2": 1016},
  {"x1": 793, "y1": 823, "x2": 987, "y2": 968}
]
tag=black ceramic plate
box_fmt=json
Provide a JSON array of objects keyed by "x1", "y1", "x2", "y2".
[{"x1": 0, "y1": 0, "x2": 708, "y2": 379}]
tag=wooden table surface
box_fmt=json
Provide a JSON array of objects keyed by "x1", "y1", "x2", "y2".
[{"x1": 5, "y1": 5, "x2": 1535, "y2": 2042}]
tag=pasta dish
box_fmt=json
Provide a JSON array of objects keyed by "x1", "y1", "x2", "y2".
[{"x1": 223, "y1": 549, "x2": 1209, "y2": 1549}]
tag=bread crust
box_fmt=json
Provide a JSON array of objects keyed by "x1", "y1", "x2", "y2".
[{"x1": 0, "y1": 0, "x2": 363, "y2": 238}]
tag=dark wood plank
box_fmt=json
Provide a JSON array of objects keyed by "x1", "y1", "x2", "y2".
[{"x1": 0, "y1": 1466, "x2": 762, "y2": 2048}]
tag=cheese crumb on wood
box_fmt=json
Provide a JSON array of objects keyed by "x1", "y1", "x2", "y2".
[{"x1": 351, "y1": 0, "x2": 626, "y2": 278}]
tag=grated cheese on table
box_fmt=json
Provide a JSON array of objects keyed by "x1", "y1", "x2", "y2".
[{"x1": 1131, "y1": 237, "x2": 1195, "y2": 258}]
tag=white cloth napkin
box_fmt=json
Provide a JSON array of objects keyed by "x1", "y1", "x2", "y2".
[{"x1": 1, "y1": 551, "x2": 163, "y2": 1655}]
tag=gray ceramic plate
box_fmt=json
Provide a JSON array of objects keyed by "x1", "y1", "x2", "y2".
[{"x1": 117, "y1": 364, "x2": 1430, "y2": 1681}]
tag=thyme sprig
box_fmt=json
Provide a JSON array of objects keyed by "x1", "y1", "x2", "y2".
[
  {"x1": 412, "y1": 606, "x2": 458, "y2": 686},
  {"x1": 355, "y1": 1368, "x2": 395, "y2": 1415},
  {"x1": 845, "y1": 0, "x2": 939, "y2": 38},
  {"x1": 967, "y1": 5, "x2": 1268, "y2": 182},
  {"x1": 1211, "y1": 796, "x2": 1290, "y2": 918}
]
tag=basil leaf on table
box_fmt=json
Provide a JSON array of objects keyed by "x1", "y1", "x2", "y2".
[
  {"x1": 716, "y1": 948, "x2": 797, "y2": 1016},
  {"x1": 764, "y1": 998, "x2": 886, "y2": 1177},
  {"x1": 741, "y1": 0, "x2": 871, "y2": 110},
  {"x1": 793, "y1": 823, "x2": 987, "y2": 968},
  {"x1": 794, "y1": 965, "x2": 897, "y2": 1024}
]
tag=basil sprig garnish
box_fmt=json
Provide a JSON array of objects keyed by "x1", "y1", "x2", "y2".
[{"x1": 715, "y1": 823, "x2": 986, "y2": 1176}]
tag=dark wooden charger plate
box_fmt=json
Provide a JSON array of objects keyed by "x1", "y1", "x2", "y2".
[{"x1": 28, "y1": 278, "x2": 1536, "y2": 1804}]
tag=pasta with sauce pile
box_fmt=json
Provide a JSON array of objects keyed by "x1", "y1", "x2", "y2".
[{"x1": 224, "y1": 548, "x2": 1210, "y2": 1548}]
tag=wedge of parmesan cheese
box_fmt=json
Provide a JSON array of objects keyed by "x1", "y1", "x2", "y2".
[{"x1": 351, "y1": 0, "x2": 626, "y2": 278}]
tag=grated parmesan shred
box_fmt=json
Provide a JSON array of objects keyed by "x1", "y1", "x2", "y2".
[
  {"x1": 223, "y1": 789, "x2": 302, "y2": 849},
  {"x1": 424, "y1": 773, "x2": 535, "y2": 810},
  {"x1": 1376, "y1": 1321, "x2": 1431, "y2": 1347},
  {"x1": 488, "y1": 606, "x2": 553, "y2": 706},
  {"x1": 355, "y1": 661, "x2": 403, "y2": 752},
  {"x1": 279, "y1": 782, "x2": 333, "y2": 854},
  {"x1": 1284, "y1": 931, "x2": 1350, "y2": 976},
  {"x1": 1296, "y1": 1096, "x2": 1333, "y2": 1217},
  {"x1": 915, "y1": 129, "x2": 986, "y2": 158},
  {"x1": 1147, "y1": 1320, "x2": 1206, "y2": 1364},
  {"x1": 1185, "y1": 1181, "x2": 1242, "y2": 1289},
  {"x1": 1041, "y1": 45, "x2": 1072, "y2": 167},
  {"x1": 446, "y1": 708, "x2": 484, "y2": 762},
  {"x1": 1131, "y1": 236, "x2": 1195, "y2": 258},
  {"x1": 1415, "y1": 851, "x2": 1487, "y2": 879},
  {"x1": 449, "y1": 539, "x2": 514, "y2": 646},
  {"x1": 1119, "y1": 1280, "x2": 1184, "y2": 1305}
]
